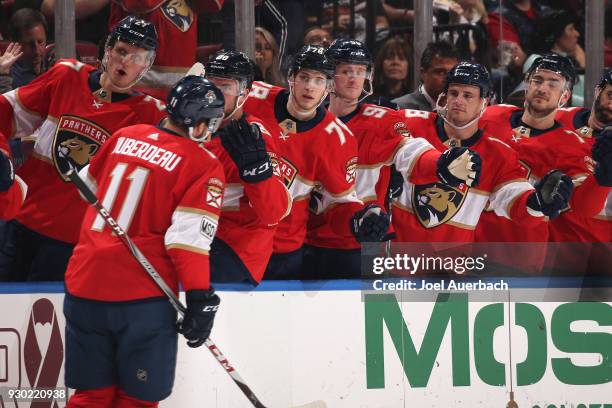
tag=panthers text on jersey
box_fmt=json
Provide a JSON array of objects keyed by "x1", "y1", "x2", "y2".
[
  {"x1": 66, "y1": 123, "x2": 225, "y2": 301},
  {"x1": 392, "y1": 109, "x2": 540, "y2": 243},
  {"x1": 306, "y1": 103, "x2": 440, "y2": 249},
  {"x1": 0, "y1": 59, "x2": 166, "y2": 244},
  {"x1": 244, "y1": 81, "x2": 362, "y2": 254},
  {"x1": 478, "y1": 104, "x2": 610, "y2": 243},
  {"x1": 205, "y1": 113, "x2": 291, "y2": 282}
]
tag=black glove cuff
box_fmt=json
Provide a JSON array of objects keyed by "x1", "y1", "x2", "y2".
[{"x1": 239, "y1": 157, "x2": 274, "y2": 183}]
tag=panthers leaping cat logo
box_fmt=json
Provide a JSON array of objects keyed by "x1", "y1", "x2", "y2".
[
  {"x1": 52, "y1": 115, "x2": 110, "y2": 181},
  {"x1": 58, "y1": 137, "x2": 99, "y2": 166},
  {"x1": 413, "y1": 183, "x2": 467, "y2": 228}
]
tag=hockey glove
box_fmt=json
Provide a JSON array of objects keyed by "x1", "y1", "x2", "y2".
[
  {"x1": 437, "y1": 147, "x2": 482, "y2": 188},
  {"x1": 350, "y1": 204, "x2": 391, "y2": 243},
  {"x1": 388, "y1": 165, "x2": 404, "y2": 199},
  {"x1": 178, "y1": 289, "x2": 220, "y2": 348},
  {"x1": 592, "y1": 133, "x2": 612, "y2": 187},
  {"x1": 526, "y1": 170, "x2": 573, "y2": 219},
  {"x1": 0, "y1": 150, "x2": 15, "y2": 192},
  {"x1": 219, "y1": 117, "x2": 273, "y2": 183}
]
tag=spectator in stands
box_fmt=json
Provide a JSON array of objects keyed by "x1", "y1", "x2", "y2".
[
  {"x1": 255, "y1": 26, "x2": 286, "y2": 87},
  {"x1": 393, "y1": 41, "x2": 459, "y2": 111},
  {"x1": 381, "y1": 0, "x2": 414, "y2": 27},
  {"x1": 303, "y1": 26, "x2": 333, "y2": 48},
  {"x1": 0, "y1": 43, "x2": 23, "y2": 93},
  {"x1": 307, "y1": 0, "x2": 389, "y2": 45},
  {"x1": 372, "y1": 36, "x2": 412, "y2": 101},
  {"x1": 487, "y1": 0, "x2": 552, "y2": 101},
  {"x1": 7, "y1": 8, "x2": 47, "y2": 88}
]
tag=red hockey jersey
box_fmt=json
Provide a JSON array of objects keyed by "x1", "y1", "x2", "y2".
[
  {"x1": 477, "y1": 104, "x2": 610, "y2": 242},
  {"x1": 205, "y1": 114, "x2": 291, "y2": 282},
  {"x1": 0, "y1": 60, "x2": 166, "y2": 244},
  {"x1": 66, "y1": 124, "x2": 225, "y2": 301},
  {"x1": 0, "y1": 133, "x2": 27, "y2": 220},
  {"x1": 244, "y1": 81, "x2": 362, "y2": 253},
  {"x1": 306, "y1": 103, "x2": 440, "y2": 249},
  {"x1": 552, "y1": 107, "x2": 610, "y2": 242},
  {"x1": 392, "y1": 110, "x2": 539, "y2": 242},
  {"x1": 110, "y1": 0, "x2": 225, "y2": 96}
]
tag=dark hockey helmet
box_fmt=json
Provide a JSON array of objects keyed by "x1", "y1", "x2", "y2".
[
  {"x1": 597, "y1": 67, "x2": 612, "y2": 90},
  {"x1": 289, "y1": 45, "x2": 334, "y2": 79},
  {"x1": 108, "y1": 16, "x2": 158, "y2": 51},
  {"x1": 167, "y1": 76, "x2": 225, "y2": 133},
  {"x1": 444, "y1": 62, "x2": 492, "y2": 98},
  {"x1": 325, "y1": 38, "x2": 372, "y2": 69},
  {"x1": 205, "y1": 49, "x2": 255, "y2": 89},
  {"x1": 526, "y1": 53, "x2": 576, "y2": 88}
]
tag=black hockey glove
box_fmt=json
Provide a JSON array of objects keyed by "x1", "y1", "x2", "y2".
[
  {"x1": 437, "y1": 147, "x2": 482, "y2": 188},
  {"x1": 178, "y1": 289, "x2": 220, "y2": 348},
  {"x1": 388, "y1": 165, "x2": 404, "y2": 199},
  {"x1": 219, "y1": 117, "x2": 273, "y2": 183},
  {"x1": 0, "y1": 150, "x2": 15, "y2": 192},
  {"x1": 592, "y1": 132, "x2": 612, "y2": 187},
  {"x1": 526, "y1": 170, "x2": 573, "y2": 219},
  {"x1": 350, "y1": 204, "x2": 391, "y2": 243}
]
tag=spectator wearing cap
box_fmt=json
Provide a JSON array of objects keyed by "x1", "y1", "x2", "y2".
[{"x1": 393, "y1": 41, "x2": 459, "y2": 111}]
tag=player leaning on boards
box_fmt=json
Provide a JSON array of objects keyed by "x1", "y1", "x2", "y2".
[
  {"x1": 244, "y1": 45, "x2": 391, "y2": 279},
  {"x1": 391, "y1": 62, "x2": 571, "y2": 244},
  {"x1": 63, "y1": 76, "x2": 226, "y2": 408},
  {"x1": 0, "y1": 16, "x2": 166, "y2": 281},
  {"x1": 304, "y1": 38, "x2": 482, "y2": 278},
  {"x1": 554, "y1": 69, "x2": 612, "y2": 242},
  {"x1": 476, "y1": 54, "x2": 610, "y2": 245},
  {"x1": 202, "y1": 50, "x2": 291, "y2": 285}
]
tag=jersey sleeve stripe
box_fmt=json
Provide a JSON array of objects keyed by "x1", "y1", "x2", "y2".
[
  {"x1": 4, "y1": 90, "x2": 44, "y2": 138},
  {"x1": 165, "y1": 210, "x2": 218, "y2": 253},
  {"x1": 393, "y1": 139, "x2": 435, "y2": 179},
  {"x1": 489, "y1": 180, "x2": 534, "y2": 219},
  {"x1": 165, "y1": 243, "x2": 210, "y2": 256}
]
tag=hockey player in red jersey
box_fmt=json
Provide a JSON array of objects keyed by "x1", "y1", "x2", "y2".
[
  {"x1": 0, "y1": 16, "x2": 167, "y2": 281},
  {"x1": 551, "y1": 69, "x2": 612, "y2": 242},
  {"x1": 109, "y1": 0, "x2": 225, "y2": 98},
  {"x1": 244, "y1": 45, "x2": 391, "y2": 279},
  {"x1": 392, "y1": 62, "x2": 571, "y2": 244},
  {"x1": 477, "y1": 55, "x2": 610, "y2": 245},
  {"x1": 64, "y1": 76, "x2": 225, "y2": 408},
  {"x1": 0, "y1": 132, "x2": 27, "y2": 220},
  {"x1": 203, "y1": 49, "x2": 291, "y2": 284},
  {"x1": 304, "y1": 39, "x2": 483, "y2": 278}
]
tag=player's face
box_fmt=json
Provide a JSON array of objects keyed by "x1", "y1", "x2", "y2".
[
  {"x1": 334, "y1": 63, "x2": 367, "y2": 101},
  {"x1": 208, "y1": 76, "x2": 241, "y2": 117},
  {"x1": 525, "y1": 69, "x2": 569, "y2": 116},
  {"x1": 291, "y1": 69, "x2": 328, "y2": 111},
  {"x1": 594, "y1": 83, "x2": 612, "y2": 125},
  {"x1": 105, "y1": 41, "x2": 152, "y2": 89},
  {"x1": 445, "y1": 84, "x2": 483, "y2": 126}
]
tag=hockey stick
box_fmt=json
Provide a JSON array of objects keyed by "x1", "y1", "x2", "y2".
[{"x1": 65, "y1": 168, "x2": 268, "y2": 408}]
